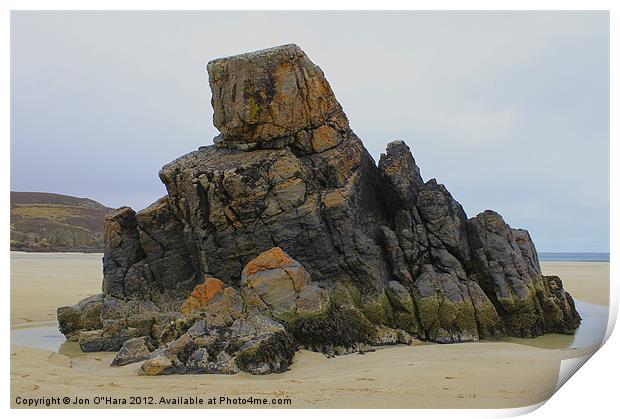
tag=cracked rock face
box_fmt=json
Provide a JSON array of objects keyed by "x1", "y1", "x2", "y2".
[
  {"x1": 208, "y1": 44, "x2": 349, "y2": 151},
  {"x1": 57, "y1": 44, "x2": 580, "y2": 374}
]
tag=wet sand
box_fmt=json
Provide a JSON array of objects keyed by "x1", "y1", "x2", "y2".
[{"x1": 10, "y1": 252, "x2": 610, "y2": 408}]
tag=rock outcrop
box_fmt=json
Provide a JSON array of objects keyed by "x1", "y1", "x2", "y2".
[{"x1": 57, "y1": 44, "x2": 580, "y2": 375}]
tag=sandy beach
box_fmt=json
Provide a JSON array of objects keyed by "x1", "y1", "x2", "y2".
[
  {"x1": 541, "y1": 261, "x2": 609, "y2": 306},
  {"x1": 10, "y1": 252, "x2": 609, "y2": 408}
]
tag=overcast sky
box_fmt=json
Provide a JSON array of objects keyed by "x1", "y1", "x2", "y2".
[{"x1": 11, "y1": 11, "x2": 609, "y2": 252}]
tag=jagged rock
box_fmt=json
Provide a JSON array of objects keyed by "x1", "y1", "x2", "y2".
[
  {"x1": 78, "y1": 328, "x2": 140, "y2": 352},
  {"x1": 230, "y1": 313, "x2": 286, "y2": 337},
  {"x1": 133, "y1": 197, "x2": 197, "y2": 295},
  {"x1": 378, "y1": 141, "x2": 424, "y2": 207},
  {"x1": 102, "y1": 207, "x2": 145, "y2": 298},
  {"x1": 467, "y1": 210, "x2": 581, "y2": 337},
  {"x1": 111, "y1": 336, "x2": 156, "y2": 366},
  {"x1": 186, "y1": 347, "x2": 239, "y2": 374},
  {"x1": 136, "y1": 313, "x2": 295, "y2": 376},
  {"x1": 58, "y1": 44, "x2": 581, "y2": 374},
  {"x1": 103, "y1": 199, "x2": 197, "y2": 300},
  {"x1": 385, "y1": 280, "x2": 422, "y2": 335},
  {"x1": 158, "y1": 129, "x2": 390, "y2": 292}
]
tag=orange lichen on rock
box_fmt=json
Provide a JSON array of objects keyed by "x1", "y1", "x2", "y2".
[
  {"x1": 242, "y1": 247, "x2": 295, "y2": 276},
  {"x1": 181, "y1": 276, "x2": 224, "y2": 316}
]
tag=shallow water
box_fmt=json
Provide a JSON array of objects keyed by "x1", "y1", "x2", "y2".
[
  {"x1": 11, "y1": 324, "x2": 84, "y2": 356},
  {"x1": 507, "y1": 299, "x2": 608, "y2": 350},
  {"x1": 11, "y1": 299, "x2": 607, "y2": 355}
]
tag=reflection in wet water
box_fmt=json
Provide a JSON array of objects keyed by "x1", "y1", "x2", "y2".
[
  {"x1": 10, "y1": 299, "x2": 608, "y2": 355},
  {"x1": 508, "y1": 299, "x2": 608, "y2": 349},
  {"x1": 11, "y1": 324, "x2": 83, "y2": 356}
]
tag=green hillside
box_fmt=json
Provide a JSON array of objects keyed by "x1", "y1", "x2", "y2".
[{"x1": 10, "y1": 191, "x2": 114, "y2": 252}]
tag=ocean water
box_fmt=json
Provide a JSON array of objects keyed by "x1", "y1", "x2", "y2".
[{"x1": 538, "y1": 252, "x2": 609, "y2": 262}]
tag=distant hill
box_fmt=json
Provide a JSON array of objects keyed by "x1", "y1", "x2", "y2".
[{"x1": 10, "y1": 191, "x2": 115, "y2": 253}]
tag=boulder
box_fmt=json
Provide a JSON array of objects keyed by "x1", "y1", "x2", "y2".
[
  {"x1": 111, "y1": 336, "x2": 156, "y2": 366},
  {"x1": 235, "y1": 330, "x2": 297, "y2": 374},
  {"x1": 207, "y1": 351, "x2": 239, "y2": 375},
  {"x1": 186, "y1": 347, "x2": 210, "y2": 371},
  {"x1": 139, "y1": 353, "x2": 174, "y2": 376},
  {"x1": 76, "y1": 296, "x2": 162, "y2": 352},
  {"x1": 78, "y1": 328, "x2": 139, "y2": 352},
  {"x1": 186, "y1": 349, "x2": 239, "y2": 374},
  {"x1": 240, "y1": 247, "x2": 329, "y2": 322},
  {"x1": 57, "y1": 293, "x2": 103, "y2": 340}
]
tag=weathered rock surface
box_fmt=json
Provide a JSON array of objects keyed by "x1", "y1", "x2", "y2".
[
  {"x1": 466, "y1": 210, "x2": 581, "y2": 337},
  {"x1": 111, "y1": 336, "x2": 156, "y2": 366},
  {"x1": 58, "y1": 44, "x2": 580, "y2": 375},
  {"x1": 57, "y1": 293, "x2": 104, "y2": 340},
  {"x1": 208, "y1": 44, "x2": 349, "y2": 151},
  {"x1": 240, "y1": 247, "x2": 329, "y2": 321},
  {"x1": 137, "y1": 313, "x2": 296, "y2": 375}
]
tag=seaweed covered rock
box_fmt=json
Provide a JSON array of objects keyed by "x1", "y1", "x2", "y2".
[
  {"x1": 57, "y1": 44, "x2": 580, "y2": 375},
  {"x1": 290, "y1": 306, "x2": 375, "y2": 351},
  {"x1": 57, "y1": 293, "x2": 103, "y2": 341}
]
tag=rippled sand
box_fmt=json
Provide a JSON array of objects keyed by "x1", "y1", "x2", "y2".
[{"x1": 10, "y1": 252, "x2": 609, "y2": 408}]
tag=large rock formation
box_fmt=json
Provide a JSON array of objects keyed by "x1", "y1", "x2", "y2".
[{"x1": 57, "y1": 44, "x2": 580, "y2": 374}]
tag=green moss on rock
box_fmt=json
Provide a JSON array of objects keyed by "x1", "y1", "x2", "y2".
[
  {"x1": 235, "y1": 331, "x2": 297, "y2": 374},
  {"x1": 290, "y1": 306, "x2": 375, "y2": 348},
  {"x1": 360, "y1": 292, "x2": 394, "y2": 326}
]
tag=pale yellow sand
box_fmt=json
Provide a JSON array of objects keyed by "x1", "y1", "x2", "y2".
[
  {"x1": 541, "y1": 261, "x2": 609, "y2": 306},
  {"x1": 9, "y1": 252, "x2": 609, "y2": 408},
  {"x1": 11, "y1": 342, "x2": 591, "y2": 409},
  {"x1": 10, "y1": 252, "x2": 103, "y2": 326}
]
